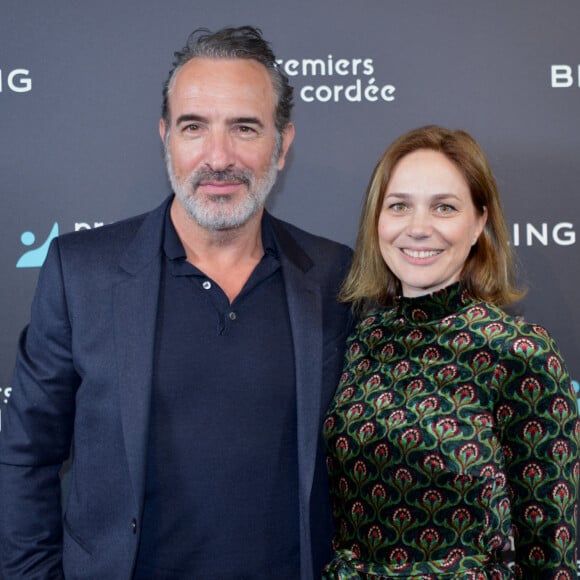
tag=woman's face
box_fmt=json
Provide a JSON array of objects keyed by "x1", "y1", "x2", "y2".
[{"x1": 378, "y1": 149, "x2": 487, "y2": 298}]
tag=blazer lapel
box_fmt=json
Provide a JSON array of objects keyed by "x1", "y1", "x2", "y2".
[
  {"x1": 113, "y1": 198, "x2": 168, "y2": 510},
  {"x1": 268, "y1": 215, "x2": 324, "y2": 578}
]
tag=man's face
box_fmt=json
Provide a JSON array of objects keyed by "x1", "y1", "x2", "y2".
[{"x1": 161, "y1": 57, "x2": 294, "y2": 231}]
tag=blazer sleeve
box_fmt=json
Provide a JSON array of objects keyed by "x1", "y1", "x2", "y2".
[
  {"x1": 0, "y1": 239, "x2": 80, "y2": 579},
  {"x1": 496, "y1": 323, "x2": 579, "y2": 577}
]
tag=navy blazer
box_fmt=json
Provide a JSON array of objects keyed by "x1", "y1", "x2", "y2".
[{"x1": 0, "y1": 197, "x2": 353, "y2": 579}]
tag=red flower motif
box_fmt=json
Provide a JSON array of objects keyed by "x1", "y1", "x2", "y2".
[
  {"x1": 368, "y1": 525, "x2": 383, "y2": 542},
  {"x1": 520, "y1": 377, "x2": 543, "y2": 404},
  {"x1": 451, "y1": 332, "x2": 472, "y2": 351},
  {"x1": 405, "y1": 379, "x2": 424, "y2": 397},
  {"x1": 374, "y1": 391, "x2": 393, "y2": 410},
  {"x1": 346, "y1": 403, "x2": 364, "y2": 422},
  {"x1": 512, "y1": 337, "x2": 538, "y2": 358},
  {"x1": 434, "y1": 418, "x2": 459, "y2": 440},
  {"x1": 387, "y1": 409, "x2": 406, "y2": 428},
  {"x1": 454, "y1": 384, "x2": 475, "y2": 405},
  {"x1": 374, "y1": 443, "x2": 389, "y2": 461},
  {"x1": 475, "y1": 413, "x2": 493, "y2": 428},
  {"x1": 523, "y1": 420, "x2": 544, "y2": 446},
  {"x1": 371, "y1": 483, "x2": 387, "y2": 503},
  {"x1": 394, "y1": 468, "x2": 413, "y2": 490},
  {"x1": 357, "y1": 422, "x2": 376, "y2": 444},
  {"x1": 417, "y1": 396, "x2": 439, "y2": 416},
  {"x1": 456, "y1": 443, "x2": 480, "y2": 467},
  {"x1": 479, "y1": 465, "x2": 496, "y2": 478},
  {"x1": 323, "y1": 416, "x2": 335, "y2": 433},
  {"x1": 423, "y1": 454, "x2": 445, "y2": 474},
  {"x1": 357, "y1": 358, "x2": 371, "y2": 373},
  {"x1": 419, "y1": 527, "x2": 441, "y2": 549},
  {"x1": 546, "y1": 355, "x2": 563, "y2": 379},
  {"x1": 551, "y1": 397, "x2": 571, "y2": 422},
  {"x1": 399, "y1": 428, "x2": 422, "y2": 450},
  {"x1": 353, "y1": 460, "x2": 367, "y2": 478},
  {"x1": 369, "y1": 328, "x2": 384, "y2": 342},
  {"x1": 435, "y1": 364, "x2": 459, "y2": 386},
  {"x1": 338, "y1": 387, "x2": 355, "y2": 404},
  {"x1": 552, "y1": 482, "x2": 571, "y2": 506},
  {"x1": 380, "y1": 343, "x2": 395, "y2": 361},
  {"x1": 393, "y1": 360, "x2": 411, "y2": 377},
  {"x1": 351, "y1": 501, "x2": 365, "y2": 520},
  {"x1": 495, "y1": 404, "x2": 513, "y2": 423},
  {"x1": 406, "y1": 328, "x2": 424, "y2": 344},
  {"x1": 365, "y1": 373, "x2": 383, "y2": 390},
  {"x1": 522, "y1": 463, "x2": 544, "y2": 487},
  {"x1": 335, "y1": 437, "x2": 350, "y2": 458},
  {"x1": 422, "y1": 489, "x2": 443, "y2": 510},
  {"x1": 471, "y1": 351, "x2": 492, "y2": 371},
  {"x1": 389, "y1": 547, "x2": 410, "y2": 569},
  {"x1": 491, "y1": 363, "x2": 509, "y2": 386},
  {"x1": 528, "y1": 546, "x2": 546, "y2": 566},
  {"x1": 466, "y1": 306, "x2": 487, "y2": 320},
  {"x1": 450, "y1": 508, "x2": 471, "y2": 527},
  {"x1": 483, "y1": 322, "x2": 504, "y2": 338},
  {"x1": 532, "y1": 324, "x2": 548, "y2": 337},
  {"x1": 554, "y1": 525, "x2": 571, "y2": 545},
  {"x1": 422, "y1": 347, "x2": 441, "y2": 364}
]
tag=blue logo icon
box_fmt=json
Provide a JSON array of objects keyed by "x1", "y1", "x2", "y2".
[{"x1": 16, "y1": 223, "x2": 59, "y2": 268}]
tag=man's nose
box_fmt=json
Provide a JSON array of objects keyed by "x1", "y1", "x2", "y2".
[{"x1": 204, "y1": 130, "x2": 235, "y2": 171}]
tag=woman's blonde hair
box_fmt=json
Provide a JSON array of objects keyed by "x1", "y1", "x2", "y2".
[{"x1": 340, "y1": 125, "x2": 525, "y2": 312}]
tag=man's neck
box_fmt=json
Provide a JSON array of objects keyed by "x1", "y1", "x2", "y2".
[{"x1": 170, "y1": 199, "x2": 265, "y2": 303}]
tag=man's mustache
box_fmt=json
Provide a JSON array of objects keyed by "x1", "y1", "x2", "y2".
[{"x1": 192, "y1": 169, "x2": 252, "y2": 189}]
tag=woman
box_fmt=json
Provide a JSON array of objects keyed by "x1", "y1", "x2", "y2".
[{"x1": 323, "y1": 126, "x2": 578, "y2": 579}]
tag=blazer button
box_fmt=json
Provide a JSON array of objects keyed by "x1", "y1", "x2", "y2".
[{"x1": 131, "y1": 518, "x2": 137, "y2": 534}]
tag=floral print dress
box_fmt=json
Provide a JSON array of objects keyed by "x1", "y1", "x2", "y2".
[{"x1": 323, "y1": 283, "x2": 578, "y2": 579}]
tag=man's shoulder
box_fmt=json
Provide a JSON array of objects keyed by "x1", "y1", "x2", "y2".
[
  {"x1": 268, "y1": 214, "x2": 352, "y2": 258},
  {"x1": 44, "y1": 198, "x2": 169, "y2": 279}
]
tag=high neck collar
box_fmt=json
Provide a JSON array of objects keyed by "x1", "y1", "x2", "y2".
[{"x1": 393, "y1": 282, "x2": 477, "y2": 324}]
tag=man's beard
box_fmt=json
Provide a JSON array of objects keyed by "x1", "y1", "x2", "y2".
[{"x1": 165, "y1": 148, "x2": 279, "y2": 231}]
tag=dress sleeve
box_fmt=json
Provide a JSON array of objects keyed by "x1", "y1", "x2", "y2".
[
  {"x1": 495, "y1": 323, "x2": 579, "y2": 578},
  {"x1": 0, "y1": 238, "x2": 79, "y2": 579}
]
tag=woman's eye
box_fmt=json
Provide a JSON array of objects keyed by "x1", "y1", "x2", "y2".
[{"x1": 436, "y1": 204, "x2": 455, "y2": 214}]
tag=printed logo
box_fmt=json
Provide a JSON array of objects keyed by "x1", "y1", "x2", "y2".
[
  {"x1": 511, "y1": 222, "x2": 575, "y2": 247},
  {"x1": 551, "y1": 65, "x2": 580, "y2": 88},
  {"x1": 277, "y1": 55, "x2": 396, "y2": 104},
  {"x1": 0, "y1": 68, "x2": 32, "y2": 93},
  {"x1": 16, "y1": 220, "x2": 105, "y2": 269},
  {"x1": 17, "y1": 223, "x2": 59, "y2": 268}
]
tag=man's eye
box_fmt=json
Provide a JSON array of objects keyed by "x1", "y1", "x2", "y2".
[
  {"x1": 236, "y1": 125, "x2": 257, "y2": 135},
  {"x1": 185, "y1": 124, "x2": 200, "y2": 132}
]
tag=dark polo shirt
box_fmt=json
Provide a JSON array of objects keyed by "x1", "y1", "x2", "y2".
[{"x1": 134, "y1": 209, "x2": 299, "y2": 579}]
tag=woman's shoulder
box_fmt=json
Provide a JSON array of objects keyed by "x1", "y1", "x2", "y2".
[{"x1": 473, "y1": 300, "x2": 565, "y2": 364}]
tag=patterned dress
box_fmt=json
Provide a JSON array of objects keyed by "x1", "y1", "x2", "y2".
[{"x1": 323, "y1": 283, "x2": 579, "y2": 579}]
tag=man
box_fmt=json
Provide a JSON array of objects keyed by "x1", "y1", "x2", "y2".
[{"x1": 0, "y1": 27, "x2": 352, "y2": 579}]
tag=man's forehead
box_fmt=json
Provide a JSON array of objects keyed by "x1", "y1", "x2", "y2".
[
  {"x1": 168, "y1": 57, "x2": 277, "y2": 118},
  {"x1": 172, "y1": 57, "x2": 273, "y2": 93}
]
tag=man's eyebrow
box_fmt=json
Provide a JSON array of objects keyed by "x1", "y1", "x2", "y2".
[
  {"x1": 175, "y1": 114, "x2": 207, "y2": 126},
  {"x1": 174, "y1": 114, "x2": 265, "y2": 129},
  {"x1": 232, "y1": 116, "x2": 264, "y2": 128}
]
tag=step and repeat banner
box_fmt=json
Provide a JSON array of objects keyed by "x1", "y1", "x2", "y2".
[{"x1": 1, "y1": 0, "x2": 579, "y2": 563}]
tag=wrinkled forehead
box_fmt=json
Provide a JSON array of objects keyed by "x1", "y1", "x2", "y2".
[{"x1": 167, "y1": 57, "x2": 278, "y2": 120}]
